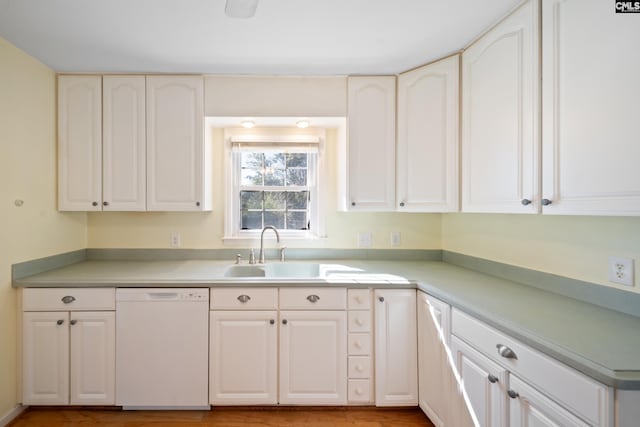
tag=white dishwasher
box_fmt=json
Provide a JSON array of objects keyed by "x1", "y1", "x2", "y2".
[{"x1": 115, "y1": 288, "x2": 209, "y2": 409}]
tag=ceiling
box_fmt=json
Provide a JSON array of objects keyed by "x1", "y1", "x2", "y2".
[{"x1": 0, "y1": 0, "x2": 523, "y2": 75}]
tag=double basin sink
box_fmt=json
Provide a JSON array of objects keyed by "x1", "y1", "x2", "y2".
[{"x1": 224, "y1": 262, "x2": 341, "y2": 279}]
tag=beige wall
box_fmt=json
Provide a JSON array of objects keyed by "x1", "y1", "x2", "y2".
[
  {"x1": 442, "y1": 213, "x2": 640, "y2": 293},
  {"x1": 0, "y1": 38, "x2": 87, "y2": 418},
  {"x1": 88, "y1": 127, "x2": 442, "y2": 249}
]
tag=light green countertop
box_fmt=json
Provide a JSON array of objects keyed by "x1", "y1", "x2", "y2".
[{"x1": 14, "y1": 258, "x2": 640, "y2": 390}]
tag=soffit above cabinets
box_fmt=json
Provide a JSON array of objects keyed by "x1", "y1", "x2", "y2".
[{"x1": 0, "y1": 0, "x2": 522, "y2": 75}]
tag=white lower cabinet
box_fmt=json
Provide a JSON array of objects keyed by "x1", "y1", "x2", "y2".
[
  {"x1": 451, "y1": 336, "x2": 508, "y2": 427},
  {"x1": 374, "y1": 289, "x2": 418, "y2": 406},
  {"x1": 209, "y1": 310, "x2": 278, "y2": 405},
  {"x1": 279, "y1": 310, "x2": 347, "y2": 405},
  {"x1": 509, "y1": 375, "x2": 589, "y2": 427},
  {"x1": 417, "y1": 292, "x2": 475, "y2": 427},
  {"x1": 452, "y1": 308, "x2": 613, "y2": 427},
  {"x1": 22, "y1": 307, "x2": 115, "y2": 405}
]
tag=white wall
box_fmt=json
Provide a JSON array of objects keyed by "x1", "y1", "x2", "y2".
[
  {"x1": 0, "y1": 37, "x2": 87, "y2": 419},
  {"x1": 442, "y1": 213, "x2": 640, "y2": 293}
]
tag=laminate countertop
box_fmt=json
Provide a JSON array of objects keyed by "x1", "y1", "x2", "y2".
[{"x1": 14, "y1": 258, "x2": 640, "y2": 389}]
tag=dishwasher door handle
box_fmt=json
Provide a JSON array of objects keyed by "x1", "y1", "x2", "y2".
[{"x1": 146, "y1": 292, "x2": 179, "y2": 300}]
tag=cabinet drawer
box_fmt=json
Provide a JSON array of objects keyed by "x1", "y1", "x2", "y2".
[
  {"x1": 348, "y1": 379, "x2": 371, "y2": 403},
  {"x1": 279, "y1": 288, "x2": 346, "y2": 310},
  {"x1": 348, "y1": 311, "x2": 371, "y2": 332},
  {"x1": 210, "y1": 288, "x2": 277, "y2": 310},
  {"x1": 348, "y1": 333, "x2": 371, "y2": 355},
  {"x1": 23, "y1": 288, "x2": 115, "y2": 311},
  {"x1": 348, "y1": 289, "x2": 371, "y2": 309},
  {"x1": 452, "y1": 309, "x2": 611, "y2": 427},
  {"x1": 348, "y1": 356, "x2": 371, "y2": 379}
]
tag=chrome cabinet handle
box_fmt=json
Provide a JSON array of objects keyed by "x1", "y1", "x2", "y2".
[
  {"x1": 61, "y1": 295, "x2": 76, "y2": 304},
  {"x1": 508, "y1": 390, "x2": 519, "y2": 399},
  {"x1": 399, "y1": 201, "x2": 405, "y2": 207},
  {"x1": 92, "y1": 201, "x2": 98, "y2": 206},
  {"x1": 282, "y1": 319, "x2": 288, "y2": 325},
  {"x1": 378, "y1": 296, "x2": 384, "y2": 302},
  {"x1": 269, "y1": 319, "x2": 275, "y2": 325},
  {"x1": 237, "y1": 294, "x2": 251, "y2": 303},
  {"x1": 57, "y1": 319, "x2": 64, "y2": 325},
  {"x1": 488, "y1": 374, "x2": 499, "y2": 383},
  {"x1": 70, "y1": 319, "x2": 77, "y2": 325},
  {"x1": 103, "y1": 201, "x2": 109, "y2": 206},
  {"x1": 307, "y1": 294, "x2": 320, "y2": 303},
  {"x1": 521, "y1": 199, "x2": 532, "y2": 206},
  {"x1": 497, "y1": 344, "x2": 518, "y2": 359},
  {"x1": 542, "y1": 198, "x2": 553, "y2": 206},
  {"x1": 196, "y1": 201, "x2": 201, "y2": 207},
  {"x1": 351, "y1": 201, "x2": 356, "y2": 207}
]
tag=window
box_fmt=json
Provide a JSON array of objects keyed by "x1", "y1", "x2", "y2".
[
  {"x1": 224, "y1": 130, "x2": 325, "y2": 241},
  {"x1": 239, "y1": 152, "x2": 313, "y2": 231}
]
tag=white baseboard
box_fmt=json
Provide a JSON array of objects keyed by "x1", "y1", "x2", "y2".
[{"x1": 0, "y1": 405, "x2": 27, "y2": 427}]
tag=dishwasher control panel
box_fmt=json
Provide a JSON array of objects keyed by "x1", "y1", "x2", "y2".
[{"x1": 116, "y1": 288, "x2": 209, "y2": 302}]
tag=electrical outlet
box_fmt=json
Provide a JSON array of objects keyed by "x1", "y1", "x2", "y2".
[
  {"x1": 608, "y1": 256, "x2": 634, "y2": 286},
  {"x1": 170, "y1": 232, "x2": 181, "y2": 248},
  {"x1": 358, "y1": 232, "x2": 372, "y2": 248},
  {"x1": 390, "y1": 231, "x2": 401, "y2": 247}
]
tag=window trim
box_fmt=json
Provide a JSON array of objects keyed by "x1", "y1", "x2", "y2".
[{"x1": 223, "y1": 128, "x2": 327, "y2": 244}]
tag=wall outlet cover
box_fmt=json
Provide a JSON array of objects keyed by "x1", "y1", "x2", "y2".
[
  {"x1": 358, "y1": 232, "x2": 372, "y2": 248},
  {"x1": 608, "y1": 256, "x2": 634, "y2": 287}
]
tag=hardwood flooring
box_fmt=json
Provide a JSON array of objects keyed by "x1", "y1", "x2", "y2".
[{"x1": 10, "y1": 406, "x2": 435, "y2": 427}]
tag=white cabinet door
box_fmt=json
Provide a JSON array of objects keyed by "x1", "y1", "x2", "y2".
[
  {"x1": 102, "y1": 76, "x2": 146, "y2": 211},
  {"x1": 58, "y1": 75, "x2": 102, "y2": 211},
  {"x1": 346, "y1": 76, "x2": 396, "y2": 211},
  {"x1": 209, "y1": 311, "x2": 278, "y2": 405},
  {"x1": 541, "y1": 0, "x2": 640, "y2": 215},
  {"x1": 279, "y1": 310, "x2": 347, "y2": 405},
  {"x1": 461, "y1": 0, "x2": 540, "y2": 213},
  {"x1": 397, "y1": 55, "x2": 459, "y2": 212},
  {"x1": 69, "y1": 311, "x2": 115, "y2": 405},
  {"x1": 146, "y1": 75, "x2": 208, "y2": 211},
  {"x1": 374, "y1": 289, "x2": 418, "y2": 406},
  {"x1": 509, "y1": 375, "x2": 589, "y2": 427},
  {"x1": 22, "y1": 312, "x2": 70, "y2": 405},
  {"x1": 418, "y1": 292, "x2": 465, "y2": 427},
  {"x1": 451, "y1": 336, "x2": 508, "y2": 427}
]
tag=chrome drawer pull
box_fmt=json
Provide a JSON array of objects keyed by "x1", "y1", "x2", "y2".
[
  {"x1": 70, "y1": 319, "x2": 77, "y2": 326},
  {"x1": 307, "y1": 294, "x2": 320, "y2": 303},
  {"x1": 61, "y1": 295, "x2": 76, "y2": 304},
  {"x1": 56, "y1": 319, "x2": 64, "y2": 325},
  {"x1": 237, "y1": 294, "x2": 251, "y2": 303},
  {"x1": 488, "y1": 374, "x2": 499, "y2": 383},
  {"x1": 508, "y1": 390, "x2": 520, "y2": 399},
  {"x1": 497, "y1": 344, "x2": 518, "y2": 360}
]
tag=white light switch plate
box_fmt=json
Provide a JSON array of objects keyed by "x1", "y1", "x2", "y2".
[{"x1": 358, "y1": 232, "x2": 372, "y2": 248}]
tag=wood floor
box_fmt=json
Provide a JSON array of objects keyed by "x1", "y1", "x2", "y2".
[{"x1": 10, "y1": 406, "x2": 435, "y2": 427}]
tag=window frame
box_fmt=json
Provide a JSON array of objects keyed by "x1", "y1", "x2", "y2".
[{"x1": 223, "y1": 128, "x2": 327, "y2": 243}]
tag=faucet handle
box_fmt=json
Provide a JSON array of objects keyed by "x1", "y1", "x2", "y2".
[
  {"x1": 279, "y1": 246, "x2": 287, "y2": 262},
  {"x1": 249, "y1": 249, "x2": 256, "y2": 265},
  {"x1": 235, "y1": 254, "x2": 242, "y2": 264}
]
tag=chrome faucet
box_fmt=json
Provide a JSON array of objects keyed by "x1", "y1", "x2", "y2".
[{"x1": 258, "y1": 226, "x2": 280, "y2": 264}]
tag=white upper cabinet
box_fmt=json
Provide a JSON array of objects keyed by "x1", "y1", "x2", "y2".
[
  {"x1": 102, "y1": 76, "x2": 146, "y2": 211},
  {"x1": 346, "y1": 76, "x2": 396, "y2": 211},
  {"x1": 461, "y1": 0, "x2": 540, "y2": 213},
  {"x1": 146, "y1": 75, "x2": 209, "y2": 211},
  {"x1": 541, "y1": 0, "x2": 640, "y2": 215},
  {"x1": 397, "y1": 55, "x2": 460, "y2": 212},
  {"x1": 58, "y1": 75, "x2": 102, "y2": 211}
]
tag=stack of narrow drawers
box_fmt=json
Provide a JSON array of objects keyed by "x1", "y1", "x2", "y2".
[{"x1": 346, "y1": 289, "x2": 372, "y2": 403}]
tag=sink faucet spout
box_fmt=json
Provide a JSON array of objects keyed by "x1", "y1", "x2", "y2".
[{"x1": 258, "y1": 226, "x2": 280, "y2": 264}]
